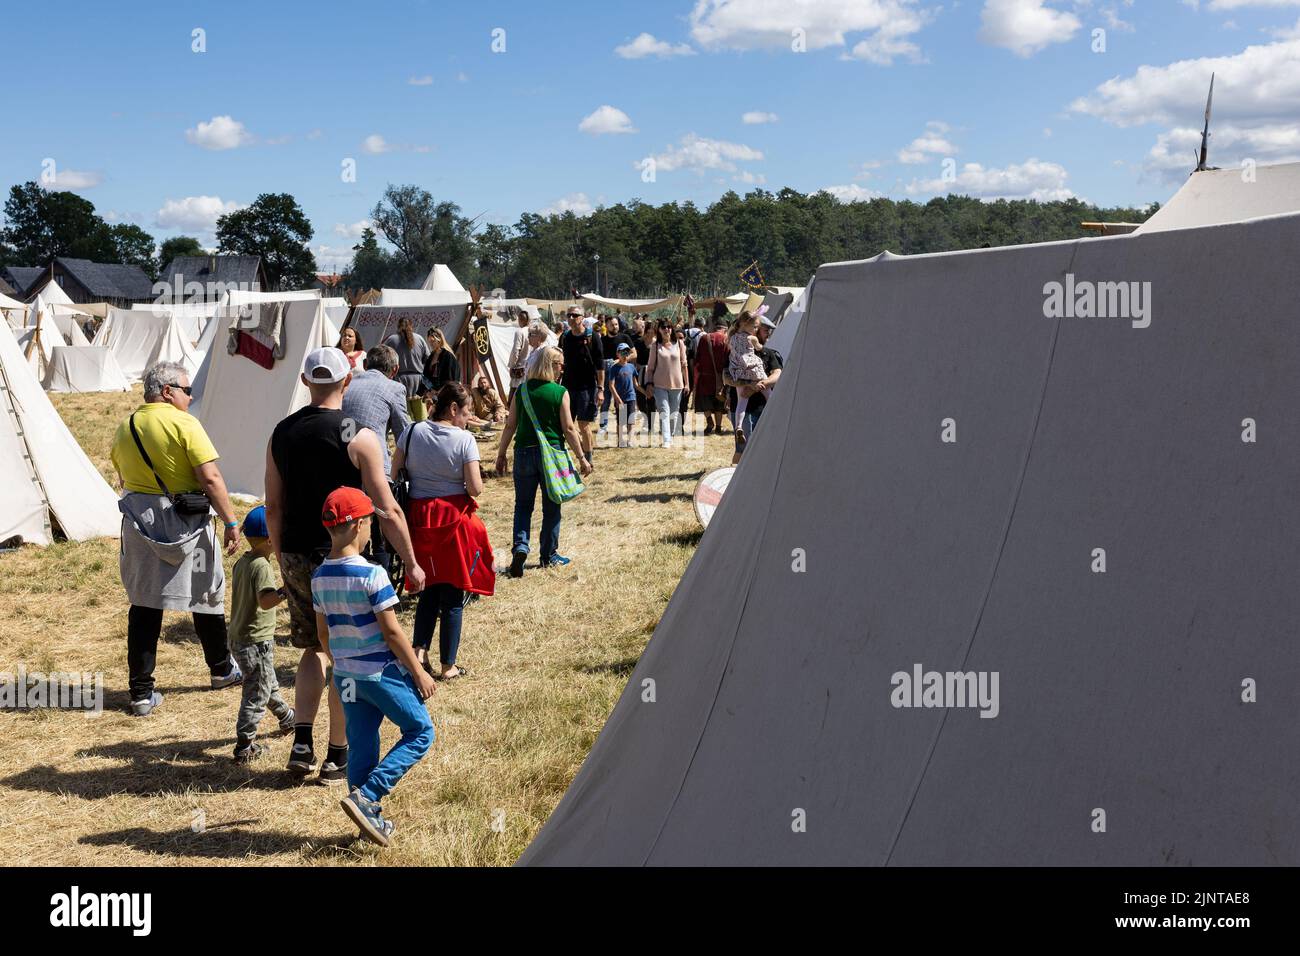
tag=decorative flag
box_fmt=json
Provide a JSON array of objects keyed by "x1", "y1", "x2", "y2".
[{"x1": 739, "y1": 260, "x2": 765, "y2": 289}]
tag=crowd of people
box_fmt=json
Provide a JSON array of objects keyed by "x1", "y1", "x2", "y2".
[{"x1": 107, "y1": 298, "x2": 784, "y2": 847}]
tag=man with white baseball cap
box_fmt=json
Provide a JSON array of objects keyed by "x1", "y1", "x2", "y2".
[{"x1": 264, "y1": 346, "x2": 426, "y2": 786}]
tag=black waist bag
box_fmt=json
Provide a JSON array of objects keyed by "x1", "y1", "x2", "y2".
[{"x1": 129, "y1": 414, "x2": 212, "y2": 516}]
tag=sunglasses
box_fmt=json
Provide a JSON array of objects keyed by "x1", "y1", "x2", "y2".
[{"x1": 167, "y1": 384, "x2": 193, "y2": 396}]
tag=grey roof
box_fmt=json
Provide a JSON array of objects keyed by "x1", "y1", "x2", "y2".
[
  {"x1": 0, "y1": 275, "x2": 14, "y2": 296},
  {"x1": 55, "y1": 257, "x2": 154, "y2": 300},
  {"x1": 2, "y1": 266, "x2": 44, "y2": 296},
  {"x1": 159, "y1": 254, "x2": 262, "y2": 288}
]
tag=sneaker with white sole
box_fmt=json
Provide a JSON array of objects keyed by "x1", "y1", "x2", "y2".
[
  {"x1": 316, "y1": 760, "x2": 348, "y2": 787},
  {"x1": 287, "y1": 743, "x2": 317, "y2": 777},
  {"x1": 210, "y1": 662, "x2": 244, "y2": 690},
  {"x1": 340, "y1": 790, "x2": 395, "y2": 847},
  {"x1": 129, "y1": 691, "x2": 163, "y2": 717},
  {"x1": 233, "y1": 742, "x2": 268, "y2": 763}
]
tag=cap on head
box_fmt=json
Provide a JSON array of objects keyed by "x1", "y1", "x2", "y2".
[
  {"x1": 242, "y1": 505, "x2": 269, "y2": 538},
  {"x1": 616, "y1": 343, "x2": 632, "y2": 354},
  {"x1": 303, "y1": 347, "x2": 351, "y2": 385},
  {"x1": 321, "y1": 486, "x2": 376, "y2": 528}
]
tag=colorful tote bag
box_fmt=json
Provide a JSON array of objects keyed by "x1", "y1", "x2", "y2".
[{"x1": 518, "y1": 383, "x2": 585, "y2": 504}]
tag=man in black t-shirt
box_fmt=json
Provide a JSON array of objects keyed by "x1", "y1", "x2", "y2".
[
  {"x1": 558, "y1": 306, "x2": 604, "y2": 462},
  {"x1": 265, "y1": 346, "x2": 424, "y2": 786}
]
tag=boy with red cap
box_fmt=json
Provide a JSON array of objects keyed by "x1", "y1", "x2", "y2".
[{"x1": 312, "y1": 487, "x2": 436, "y2": 846}]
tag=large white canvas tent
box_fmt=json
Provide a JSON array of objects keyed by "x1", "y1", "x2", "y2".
[
  {"x1": 1138, "y1": 161, "x2": 1300, "y2": 233},
  {"x1": 0, "y1": 321, "x2": 122, "y2": 546},
  {"x1": 192, "y1": 298, "x2": 336, "y2": 498},
  {"x1": 93, "y1": 308, "x2": 200, "y2": 382},
  {"x1": 16, "y1": 296, "x2": 66, "y2": 380},
  {"x1": 131, "y1": 300, "x2": 219, "y2": 343},
  {"x1": 0, "y1": 291, "x2": 25, "y2": 327},
  {"x1": 42, "y1": 346, "x2": 132, "y2": 393},
  {"x1": 521, "y1": 208, "x2": 1300, "y2": 866}
]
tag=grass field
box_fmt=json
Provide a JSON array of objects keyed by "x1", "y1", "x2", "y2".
[{"x1": 0, "y1": 385, "x2": 733, "y2": 866}]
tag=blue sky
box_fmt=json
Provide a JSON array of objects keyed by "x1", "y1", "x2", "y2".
[{"x1": 5, "y1": 0, "x2": 1299, "y2": 270}]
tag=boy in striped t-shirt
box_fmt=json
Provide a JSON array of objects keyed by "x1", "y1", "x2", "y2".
[{"x1": 312, "y1": 487, "x2": 437, "y2": 847}]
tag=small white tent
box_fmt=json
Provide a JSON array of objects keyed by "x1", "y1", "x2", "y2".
[
  {"x1": 1139, "y1": 162, "x2": 1300, "y2": 233},
  {"x1": 193, "y1": 298, "x2": 336, "y2": 498},
  {"x1": 421, "y1": 263, "x2": 469, "y2": 294},
  {"x1": 765, "y1": 280, "x2": 814, "y2": 361},
  {"x1": 42, "y1": 346, "x2": 132, "y2": 393},
  {"x1": 0, "y1": 321, "x2": 122, "y2": 546},
  {"x1": 93, "y1": 308, "x2": 199, "y2": 382},
  {"x1": 16, "y1": 296, "x2": 67, "y2": 380}
]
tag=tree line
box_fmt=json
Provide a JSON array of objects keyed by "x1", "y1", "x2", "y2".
[{"x1": 1, "y1": 180, "x2": 1155, "y2": 298}]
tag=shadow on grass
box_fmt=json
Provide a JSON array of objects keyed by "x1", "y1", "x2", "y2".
[
  {"x1": 79, "y1": 826, "x2": 361, "y2": 859},
  {"x1": 605, "y1": 492, "x2": 693, "y2": 504},
  {"x1": 619, "y1": 471, "x2": 705, "y2": 485},
  {"x1": 0, "y1": 735, "x2": 309, "y2": 800},
  {"x1": 661, "y1": 527, "x2": 704, "y2": 548},
  {"x1": 576, "y1": 657, "x2": 639, "y2": 677}
]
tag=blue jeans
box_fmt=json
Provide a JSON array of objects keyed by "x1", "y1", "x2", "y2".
[
  {"x1": 600, "y1": 359, "x2": 615, "y2": 426},
  {"x1": 654, "y1": 387, "x2": 682, "y2": 445},
  {"x1": 734, "y1": 408, "x2": 762, "y2": 455},
  {"x1": 335, "y1": 663, "x2": 434, "y2": 805},
  {"x1": 512, "y1": 444, "x2": 562, "y2": 563},
  {"x1": 413, "y1": 583, "x2": 464, "y2": 665}
]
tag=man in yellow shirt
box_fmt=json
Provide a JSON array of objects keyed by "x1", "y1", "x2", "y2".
[{"x1": 111, "y1": 361, "x2": 244, "y2": 717}]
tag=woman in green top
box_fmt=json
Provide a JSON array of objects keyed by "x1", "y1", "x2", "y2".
[{"x1": 494, "y1": 346, "x2": 592, "y2": 577}]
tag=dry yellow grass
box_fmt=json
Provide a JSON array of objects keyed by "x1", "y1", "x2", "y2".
[{"x1": 0, "y1": 385, "x2": 733, "y2": 865}]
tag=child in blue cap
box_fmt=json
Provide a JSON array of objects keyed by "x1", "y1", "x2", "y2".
[{"x1": 229, "y1": 505, "x2": 294, "y2": 762}]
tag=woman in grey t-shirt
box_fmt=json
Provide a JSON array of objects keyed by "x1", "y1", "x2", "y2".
[
  {"x1": 393, "y1": 382, "x2": 491, "y2": 679},
  {"x1": 384, "y1": 317, "x2": 431, "y2": 422}
]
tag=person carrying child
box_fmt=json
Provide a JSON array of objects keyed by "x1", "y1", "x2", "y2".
[
  {"x1": 228, "y1": 505, "x2": 295, "y2": 762},
  {"x1": 312, "y1": 487, "x2": 437, "y2": 847},
  {"x1": 727, "y1": 308, "x2": 770, "y2": 440}
]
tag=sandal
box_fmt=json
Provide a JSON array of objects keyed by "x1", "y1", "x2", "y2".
[{"x1": 436, "y1": 665, "x2": 468, "y2": 681}]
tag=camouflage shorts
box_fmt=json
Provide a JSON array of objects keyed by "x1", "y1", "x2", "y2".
[{"x1": 279, "y1": 551, "x2": 323, "y2": 650}]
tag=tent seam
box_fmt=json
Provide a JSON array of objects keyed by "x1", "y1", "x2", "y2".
[{"x1": 882, "y1": 247, "x2": 1073, "y2": 865}]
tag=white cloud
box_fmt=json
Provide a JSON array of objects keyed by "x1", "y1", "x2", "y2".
[
  {"x1": 819, "y1": 183, "x2": 882, "y2": 202},
  {"x1": 579, "y1": 105, "x2": 637, "y2": 135},
  {"x1": 906, "y1": 158, "x2": 1076, "y2": 201},
  {"x1": 734, "y1": 170, "x2": 768, "y2": 184},
  {"x1": 362, "y1": 134, "x2": 391, "y2": 154},
  {"x1": 155, "y1": 196, "x2": 244, "y2": 231},
  {"x1": 742, "y1": 111, "x2": 779, "y2": 124},
  {"x1": 897, "y1": 120, "x2": 957, "y2": 163},
  {"x1": 40, "y1": 169, "x2": 102, "y2": 190},
  {"x1": 457, "y1": 72, "x2": 470, "y2": 83},
  {"x1": 1269, "y1": 16, "x2": 1300, "y2": 38},
  {"x1": 408, "y1": 75, "x2": 433, "y2": 86},
  {"x1": 313, "y1": 244, "x2": 357, "y2": 270},
  {"x1": 644, "y1": 133, "x2": 764, "y2": 175},
  {"x1": 540, "y1": 193, "x2": 595, "y2": 216},
  {"x1": 978, "y1": 0, "x2": 1081, "y2": 57},
  {"x1": 615, "y1": 32, "x2": 696, "y2": 58},
  {"x1": 1202, "y1": 0, "x2": 1300, "y2": 9},
  {"x1": 334, "y1": 219, "x2": 373, "y2": 239},
  {"x1": 688, "y1": 0, "x2": 933, "y2": 65},
  {"x1": 185, "y1": 115, "x2": 253, "y2": 150},
  {"x1": 1070, "y1": 36, "x2": 1300, "y2": 179}
]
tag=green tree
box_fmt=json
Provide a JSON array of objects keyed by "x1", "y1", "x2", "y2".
[
  {"x1": 344, "y1": 228, "x2": 393, "y2": 291},
  {"x1": 371, "y1": 184, "x2": 476, "y2": 284},
  {"x1": 215, "y1": 193, "x2": 316, "y2": 290},
  {"x1": 0, "y1": 182, "x2": 118, "y2": 264},
  {"x1": 110, "y1": 223, "x2": 158, "y2": 279},
  {"x1": 158, "y1": 235, "x2": 206, "y2": 271}
]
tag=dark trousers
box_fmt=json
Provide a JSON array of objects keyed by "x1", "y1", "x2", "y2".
[
  {"x1": 413, "y1": 583, "x2": 465, "y2": 665},
  {"x1": 127, "y1": 605, "x2": 230, "y2": 701}
]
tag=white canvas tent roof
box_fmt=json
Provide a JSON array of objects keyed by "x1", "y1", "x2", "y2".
[
  {"x1": 420, "y1": 263, "x2": 468, "y2": 294},
  {"x1": 42, "y1": 346, "x2": 132, "y2": 393},
  {"x1": 0, "y1": 321, "x2": 121, "y2": 546},
  {"x1": 582, "y1": 292, "x2": 683, "y2": 312},
  {"x1": 521, "y1": 210, "x2": 1300, "y2": 866},
  {"x1": 49, "y1": 311, "x2": 91, "y2": 347},
  {"x1": 131, "y1": 300, "x2": 219, "y2": 343},
  {"x1": 483, "y1": 322, "x2": 556, "y2": 393},
  {"x1": 1138, "y1": 161, "x2": 1300, "y2": 233},
  {"x1": 193, "y1": 298, "x2": 335, "y2": 498},
  {"x1": 93, "y1": 308, "x2": 199, "y2": 382},
  {"x1": 16, "y1": 296, "x2": 66, "y2": 379},
  {"x1": 378, "y1": 287, "x2": 472, "y2": 308}
]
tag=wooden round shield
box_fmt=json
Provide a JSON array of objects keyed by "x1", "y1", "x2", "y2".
[
  {"x1": 472, "y1": 323, "x2": 491, "y2": 357},
  {"x1": 693, "y1": 467, "x2": 735, "y2": 528}
]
